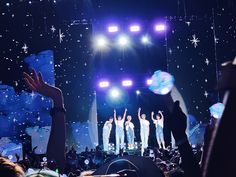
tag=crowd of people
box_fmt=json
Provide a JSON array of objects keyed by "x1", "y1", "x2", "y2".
[
  {"x1": 0, "y1": 58, "x2": 236, "y2": 177},
  {"x1": 0, "y1": 142, "x2": 203, "y2": 177}
]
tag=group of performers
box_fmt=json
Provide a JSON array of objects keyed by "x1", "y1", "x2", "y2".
[{"x1": 102, "y1": 108, "x2": 165, "y2": 155}]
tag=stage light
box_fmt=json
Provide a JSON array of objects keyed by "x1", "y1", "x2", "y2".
[
  {"x1": 146, "y1": 79, "x2": 153, "y2": 85},
  {"x1": 122, "y1": 80, "x2": 133, "y2": 87},
  {"x1": 109, "y1": 88, "x2": 121, "y2": 99},
  {"x1": 209, "y1": 103, "x2": 225, "y2": 119},
  {"x1": 118, "y1": 35, "x2": 130, "y2": 47},
  {"x1": 136, "y1": 90, "x2": 141, "y2": 95},
  {"x1": 107, "y1": 87, "x2": 128, "y2": 106},
  {"x1": 94, "y1": 35, "x2": 108, "y2": 50},
  {"x1": 155, "y1": 24, "x2": 166, "y2": 32},
  {"x1": 108, "y1": 25, "x2": 119, "y2": 33},
  {"x1": 130, "y1": 25, "x2": 141, "y2": 32},
  {"x1": 99, "y1": 81, "x2": 110, "y2": 88},
  {"x1": 141, "y1": 35, "x2": 151, "y2": 45}
]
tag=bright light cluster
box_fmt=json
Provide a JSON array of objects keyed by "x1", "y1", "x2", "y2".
[
  {"x1": 98, "y1": 79, "x2": 151, "y2": 88},
  {"x1": 93, "y1": 23, "x2": 167, "y2": 50},
  {"x1": 106, "y1": 24, "x2": 166, "y2": 33}
]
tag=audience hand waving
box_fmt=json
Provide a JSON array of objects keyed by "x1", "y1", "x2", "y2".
[{"x1": 24, "y1": 69, "x2": 63, "y2": 107}]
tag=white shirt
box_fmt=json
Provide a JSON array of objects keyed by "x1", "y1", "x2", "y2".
[
  {"x1": 153, "y1": 119, "x2": 164, "y2": 128},
  {"x1": 115, "y1": 119, "x2": 124, "y2": 129},
  {"x1": 103, "y1": 121, "x2": 112, "y2": 132},
  {"x1": 125, "y1": 121, "x2": 134, "y2": 131},
  {"x1": 140, "y1": 119, "x2": 150, "y2": 132}
]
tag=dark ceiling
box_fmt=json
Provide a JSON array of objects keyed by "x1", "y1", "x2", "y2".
[{"x1": 56, "y1": 0, "x2": 236, "y2": 21}]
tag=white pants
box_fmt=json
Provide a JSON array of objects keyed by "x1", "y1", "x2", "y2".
[
  {"x1": 103, "y1": 131, "x2": 110, "y2": 151},
  {"x1": 140, "y1": 129, "x2": 149, "y2": 155},
  {"x1": 116, "y1": 128, "x2": 124, "y2": 154}
]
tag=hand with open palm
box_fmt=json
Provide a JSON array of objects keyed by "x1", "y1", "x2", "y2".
[{"x1": 24, "y1": 69, "x2": 64, "y2": 107}]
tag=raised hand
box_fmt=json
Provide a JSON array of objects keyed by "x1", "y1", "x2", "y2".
[
  {"x1": 138, "y1": 108, "x2": 141, "y2": 120},
  {"x1": 24, "y1": 69, "x2": 63, "y2": 107},
  {"x1": 151, "y1": 111, "x2": 154, "y2": 116}
]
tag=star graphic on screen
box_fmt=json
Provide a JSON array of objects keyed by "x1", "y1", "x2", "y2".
[
  {"x1": 190, "y1": 34, "x2": 200, "y2": 48},
  {"x1": 59, "y1": 29, "x2": 65, "y2": 43},
  {"x1": 50, "y1": 25, "x2": 56, "y2": 33},
  {"x1": 205, "y1": 58, "x2": 210, "y2": 65},
  {"x1": 22, "y1": 43, "x2": 28, "y2": 53},
  {"x1": 204, "y1": 91, "x2": 208, "y2": 98},
  {"x1": 168, "y1": 48, "x2": 173, "y2": 54},
  {"x1": 186, "y1": 21, "x2": 191, "y2": 26},
  {"x1": 30, "y1": 92, "x2": 35, "y2": 97},
  {"x1": 214, "y1": 37, "x2": 219, "y2": 44}
]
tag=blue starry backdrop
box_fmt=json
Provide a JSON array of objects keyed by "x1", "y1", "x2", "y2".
[{"x1": 0, "y1": 0, "x2": 236, "y2": 154}]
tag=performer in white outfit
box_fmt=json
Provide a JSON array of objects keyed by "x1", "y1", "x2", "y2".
[
  {"x1": 138, "y1": 107, "x2": 150, "y2": 156},
  {"x1": 125, "y1": 114, "x2": 135, "y2": 149},
  {"x1": 151, "y1": 111, "x2": 165, "y2": 149},
  {"x1": 103, "y1": 117, "x2": 113, "y2": 152},
  {"x1": 114, "y1": 108, "x2": 127, "y2": 154}
]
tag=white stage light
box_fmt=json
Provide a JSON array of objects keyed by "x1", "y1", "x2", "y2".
[
  {"x1": 155, "y1": 24, "x2": 166, "y2": 32},
  {"x1": 94, "y1": 35, "x2": 108, "y2": 50},
  {"x1": 136, "y1": 90, "x2": 141, "y2": 95},
  {"x1": 130, "y1": 25, "x2": 141, "y2": 32},
  {"x1": 108, "y1": 25, "x2": 119, "y2": 33},
  {"x1": 118, "y1": 35, "x2": 130, "y2": 47},
  {"x1": 109, "y1": 88, "x2": 121, "y2": 99},
  {"x1": 141, "y1": 35, "x2": 151, "y2": 45}
]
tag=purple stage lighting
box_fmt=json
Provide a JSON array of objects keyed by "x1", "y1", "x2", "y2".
[
  {"x1": 122, "y1": 80, "x2": 133, "y2": 87},
  {"x1": 108, "y1": 25, "x2": 119, "y2": 33},
  {"x1": 99, "y1": 81, "x2": 110, "y2": 88},
  {"x1": 146, "y1": 79, "x2": 153, "y2": 85},
  {"x1": 130, "y1": 25, "x2": 141, "y2": 32},
  {"x1": 155, "y1": 24, "x2": 166, "y2": 32}
]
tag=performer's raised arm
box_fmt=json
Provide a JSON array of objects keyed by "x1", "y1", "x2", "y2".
[
  {"x1": 138, "y1": 107, "x2": 142, "y2": 120},
  {"x1": 122, "y1": 108, "x2": 127, "y2": 121},
  {"x1": 114, "y1": 109, "x2": 117, "y2": 123}
]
